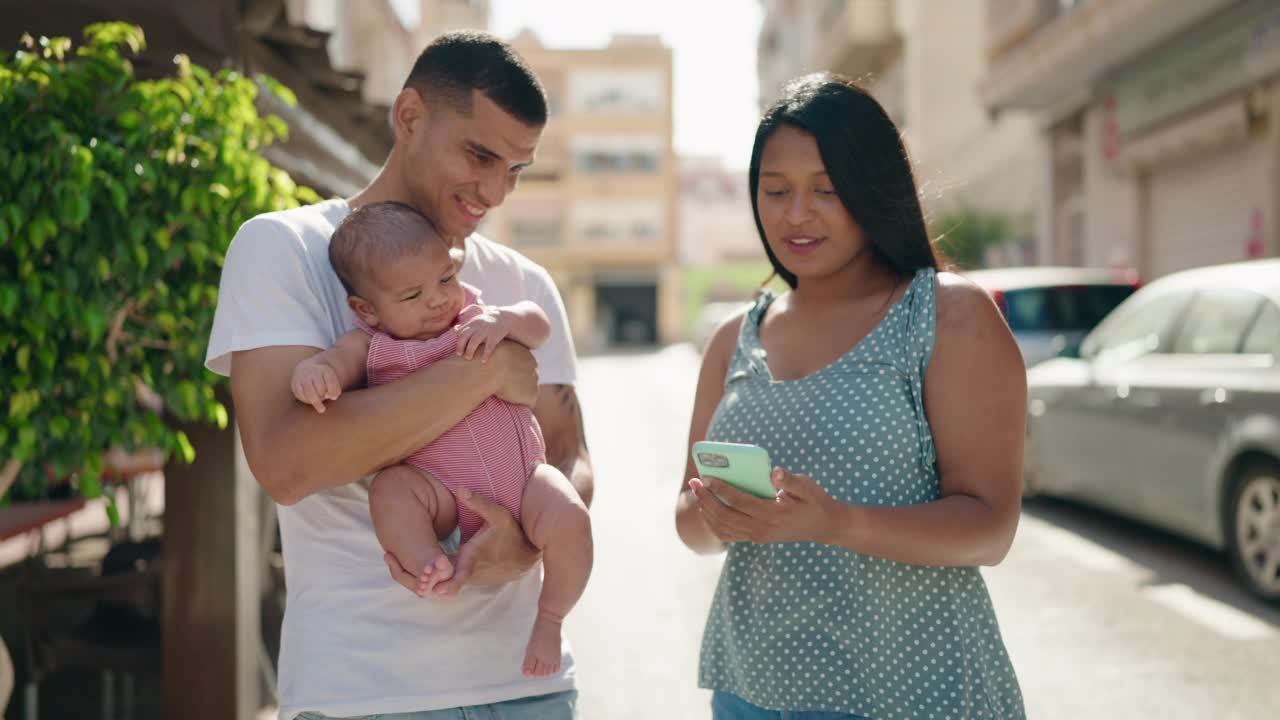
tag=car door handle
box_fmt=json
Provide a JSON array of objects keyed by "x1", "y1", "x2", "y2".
[
  {"x1": 1127, "y1": 392, "x2": 1161, "y2": 408},
  {"x1": 1199, "y1": 388, "x2": 1231, "y2": 406}
]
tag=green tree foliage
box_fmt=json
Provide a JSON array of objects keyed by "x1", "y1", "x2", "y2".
[
  {"x1": 0, "y1": 23, "x2": 318, "y2": 508},
  {"x1": 932, "y1": 205, "x2": 1016, "y2": 270}
]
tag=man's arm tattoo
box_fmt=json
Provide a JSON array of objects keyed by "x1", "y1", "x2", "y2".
[{"x1": 553, "y1": 383, "x2": 588, "y2": 452}]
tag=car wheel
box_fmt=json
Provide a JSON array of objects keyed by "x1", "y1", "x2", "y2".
[{"x1": 1225, "y1": 459, "x2": 1280, "y2": 605}]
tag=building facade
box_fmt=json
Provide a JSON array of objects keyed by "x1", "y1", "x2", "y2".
[
  {"x1": 678, "y1": 155, "x2": 758, "y2": 267},
  {"x1": 983, "y1": 0, "x2": 1280, "y2": 279},
  {"x1": 756, "y1": 0, "x2": 1041, "y2": 262},
  {"x1": 287, "y1": 0, "x2": 491, "y2": 106},
  {"x1": 486, "y1": 32, "x2": 680, "y2": 350}
]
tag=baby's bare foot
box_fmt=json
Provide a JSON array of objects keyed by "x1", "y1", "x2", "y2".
[
  {"x1": 416, "y1": 553, "x2": 454, "y2": 597},
  {"x1": 522, "y1": 610, "x2": 563, "y2": 677}
]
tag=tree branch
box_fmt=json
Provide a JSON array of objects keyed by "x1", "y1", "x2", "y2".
[
  {"x1": 0, "y1": 458, "x2": 21, "y2": 498},
  {"x1": 104, "y1": 297, "x2": 136, "y2": 363}
]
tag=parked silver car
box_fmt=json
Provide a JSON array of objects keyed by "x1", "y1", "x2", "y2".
[
  {"x1": 1023, "y1": 259, "x2": 1280, "y2": 603},
  {"x1": 966, "y1": 267, "x2": 1139, "y2": 367}
]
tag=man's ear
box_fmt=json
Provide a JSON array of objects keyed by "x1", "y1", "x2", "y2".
[
  {"x1": 348, "y1": 295, "x2": 380, "y2": 328},
  {"x1": 391, "y1": 87, "x2": 428, "y2": 143}
]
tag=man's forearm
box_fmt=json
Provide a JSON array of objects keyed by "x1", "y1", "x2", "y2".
[
  {"x1": 538, "y1": 383, "x2": 593, "y2": 508},
  {"x1": 561, "y1": 447, "x2": 594, "y2": 508},
  {"x1": 239, "y1": 355, "x2": 495, "y2": 504},
  {"x1": 546, "y1": 428, "x2": 592, "y2": 507}
]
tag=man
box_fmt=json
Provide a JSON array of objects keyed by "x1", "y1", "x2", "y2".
[{"x1": 205, "y1": 32, "x2": 592, "y2": 720}]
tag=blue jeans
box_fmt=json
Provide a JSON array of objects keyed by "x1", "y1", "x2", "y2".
[
  {"x1": 297, "y1": 689, "x2": 577, "y2": 720},
  {"x1": 711, "y1": 691, "x2": 869, "y2": 720}
]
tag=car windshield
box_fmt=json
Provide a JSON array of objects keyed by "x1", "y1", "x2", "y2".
[{"x1": 1001, "y1": 284, "x2": 1136, "y2": 332}]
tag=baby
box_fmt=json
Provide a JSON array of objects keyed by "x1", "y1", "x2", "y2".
[{"x1": 290, "y1": 201, "x2": 592, "y2": 677}]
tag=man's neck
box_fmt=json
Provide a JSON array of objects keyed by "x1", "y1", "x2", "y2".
[{"x1": 348, "y1": 166, "x2": 411, "y2": 211}]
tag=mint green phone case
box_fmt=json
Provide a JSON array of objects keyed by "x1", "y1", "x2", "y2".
[{"x1": 692, "y1": 441, "x2": 775, "y2": 499}]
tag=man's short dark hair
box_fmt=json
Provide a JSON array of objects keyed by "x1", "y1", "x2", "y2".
[
  {"x1": 329, "y1": 202, "x2": 444, "y2": 297},
  {"x1": 405, "y1": 30, "x2": 547, "y2": 126}
]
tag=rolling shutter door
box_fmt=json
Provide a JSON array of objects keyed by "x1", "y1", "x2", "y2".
[{"x1": 1148, "y1": 139, "x2": 1253, "y2": 278}]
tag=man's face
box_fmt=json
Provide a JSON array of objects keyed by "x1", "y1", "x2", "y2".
[{"x1": 399, "y1": 89, "x2": 542, "y2": 246}]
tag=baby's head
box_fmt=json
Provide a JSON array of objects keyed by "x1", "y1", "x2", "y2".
[{"x1": 329, "y1": 201, "x2": 466, "y2": 341}]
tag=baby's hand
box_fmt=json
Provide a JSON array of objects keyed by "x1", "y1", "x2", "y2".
[
  {"x1": 454, "y1": 304, "x2": 510, "y2": 363},
  {"x1": 291, "y1": 362, "x2": 341, "y2": 413}
]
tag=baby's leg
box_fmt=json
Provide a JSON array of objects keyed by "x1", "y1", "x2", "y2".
[
  {"x1": 368, "y1": 464, "x2": 459, "y2": 597},
  {"x1": 519, "y1": 463, "x2": 593, "y2": 677}
]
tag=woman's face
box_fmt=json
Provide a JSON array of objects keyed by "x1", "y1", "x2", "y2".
[{"x1": 756, "y1": 124, "x2": 868, "y2": 283}]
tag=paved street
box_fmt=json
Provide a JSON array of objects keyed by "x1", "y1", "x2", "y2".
[{"x1": 568, "y1": 345, "x2": 1280, "y2": 720}]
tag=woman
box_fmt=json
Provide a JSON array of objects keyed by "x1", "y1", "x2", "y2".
[{"x1": 675, "y1": 74, "x2": 1026, "y2": 720}]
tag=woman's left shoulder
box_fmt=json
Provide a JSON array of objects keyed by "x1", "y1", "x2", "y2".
[{"x1": 931, "y1": 271, "x2": 1003, "y2": 335}]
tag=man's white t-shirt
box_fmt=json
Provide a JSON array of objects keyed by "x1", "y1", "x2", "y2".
[{"x1": 205, "y1": 198, "x2": 577, "y2": 719}]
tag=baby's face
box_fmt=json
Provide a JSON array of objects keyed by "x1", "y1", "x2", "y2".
[{"x1": 359, "y1": 240, "x2": 466, "y2": 341}]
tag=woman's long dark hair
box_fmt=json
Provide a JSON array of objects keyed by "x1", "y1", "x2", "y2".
[{"x1": 749, "y1": 73, "x2": 939, "y2": 289}]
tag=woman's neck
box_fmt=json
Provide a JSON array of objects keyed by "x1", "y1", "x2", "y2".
[{"x1": 789, "y1": 253, "x2": 901, "y2": 312}]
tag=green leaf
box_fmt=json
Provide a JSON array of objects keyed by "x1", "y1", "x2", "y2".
[
  {"x1": 78, "y1": 474, "x2": 102, "y2": 499},
  {"x1": 84, "y1": 307, "x2": 106, "y2": 345},
  {"x1": 155, "y1": 312, "x2": 176, "y2": 332},
  {"x1": 10, "y1": 152, "x2": 26, "y2": 183},
  {"x1": 16, "y1": 427, "x2": 36, "y2": 456},
  {"x1": 108, "y1": 180, "x2": 127, "y2": 214},
  {"x1": 49, "y1": 416, "x2": 71, "y2": 439},
  {"x1": 8, "y1": 390, "x2": 38, "y2": 419},
  {"x1": 1, "y1": 286, "x2": 20, "y2": 319},
  {"x1": 177, "y1": 380, "x2": 198, "y2": 414},
  {"x1": 105, "y1": 497, "x2": 121, "y2": 526},
  {"x1": 257, "y1": 74, "x2": 296, "y2": 107},
  {"x1": 174, "y1": 431, "x2": 195, "y2": 464}
]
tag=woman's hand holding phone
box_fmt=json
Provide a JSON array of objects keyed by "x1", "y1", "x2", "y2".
[
  {"x1": 691, "y1": 441, "x2": 776, "y2": 499},
  {"x1": 688, "y1": 461, "x2": 841, "y2": 546}
]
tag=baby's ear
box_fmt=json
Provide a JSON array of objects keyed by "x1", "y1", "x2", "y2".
[{"x1": 348, "y1": 295, "x2": 379, "y2": 328}]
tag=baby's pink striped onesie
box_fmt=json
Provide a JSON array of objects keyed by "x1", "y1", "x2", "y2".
[{"x1": 357, "y1": 286, "x2": 545, "y2": 541}]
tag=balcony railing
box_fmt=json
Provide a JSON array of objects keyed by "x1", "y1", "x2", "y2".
[
  {"x1": 813, "y1": 0, "x2": 900, "y2": 78},
  {"x1": 985, "y1": 0, "x2": 1061, "y2": 61},
  {"x1": 980, "y1": 0, "x2": 1240, "y2": 114}
]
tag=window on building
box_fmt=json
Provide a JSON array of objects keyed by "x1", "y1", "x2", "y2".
[
  {"x1": 572, "y1": 135, "x2": 663, "y2": 175},
  {"x1": 523, "y1": 136, "x2": 565, "y2": 181},
  {"x1": 538, "y1": 69, "x2": 566, "y2": 118},
  {"x1": 573, "y1": 200, "x2": 664, "y2": 244},
  {"x1": 507, "y1": 202, "x2": 564, "y2": 247},
  {"x1": 569, "y1": 69, "x2": 663, "y2": 114},
  {"x1": 511, "y1": 220, "x2": 562, "y2": 246}
]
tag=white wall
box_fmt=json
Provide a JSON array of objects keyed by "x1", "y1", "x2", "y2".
[{"x1": 1082, "y1": 104, "x2": 1141, "y2": 269}]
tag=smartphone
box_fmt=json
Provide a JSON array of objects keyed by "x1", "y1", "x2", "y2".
[{"x1": 691, "y1": 441, "x2": 776, "y2": 499}]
